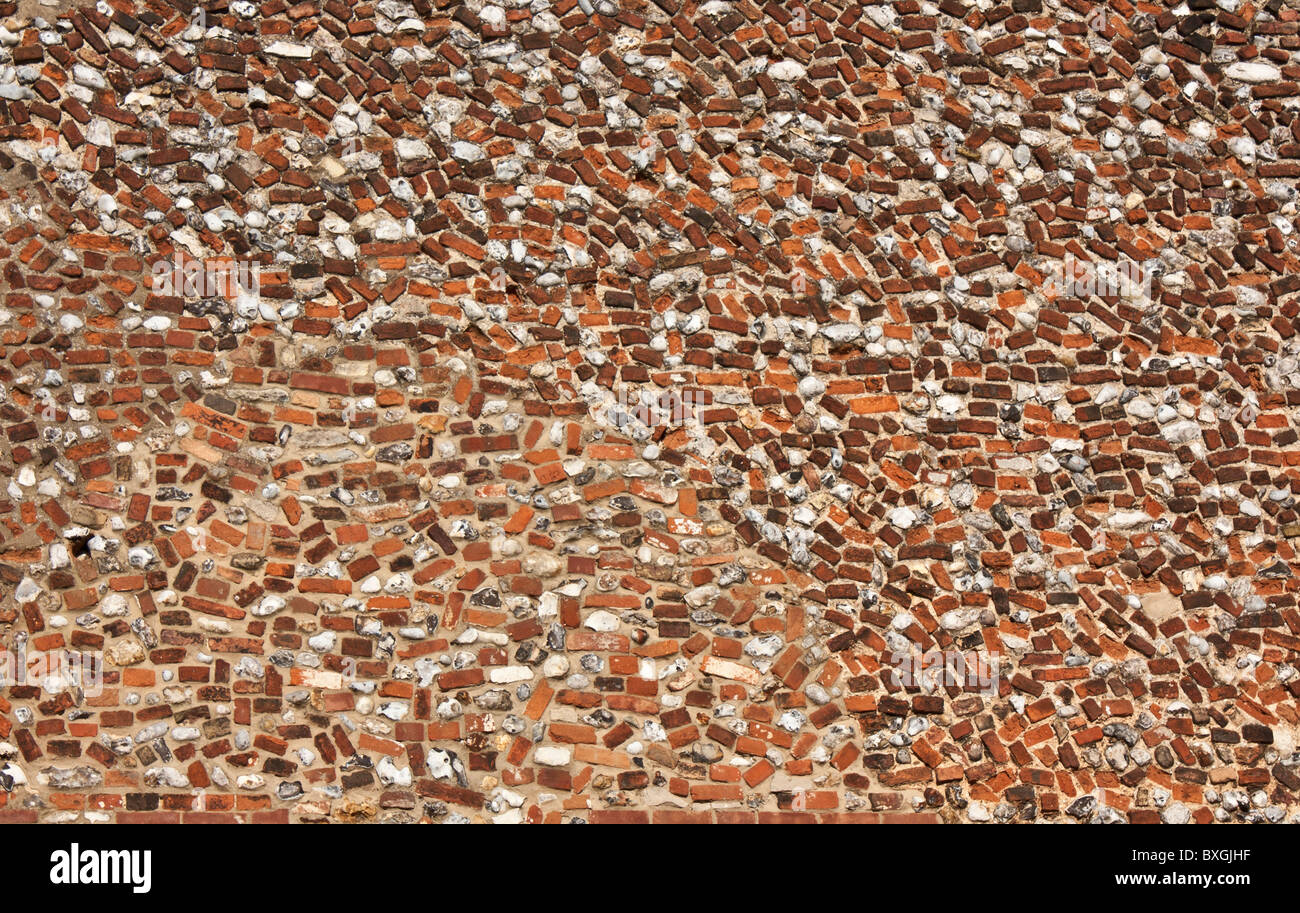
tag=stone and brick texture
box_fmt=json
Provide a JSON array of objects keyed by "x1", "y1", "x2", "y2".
[{"x1": 0, "y1": 0, "x2": 1299, "y2": 824}]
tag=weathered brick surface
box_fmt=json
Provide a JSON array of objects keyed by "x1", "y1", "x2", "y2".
[{"x1": 0, "y1": 0, "x2": 1299, "y2": 825}]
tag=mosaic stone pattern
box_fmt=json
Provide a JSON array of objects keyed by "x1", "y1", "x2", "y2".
[{"x1": 1, "y1": 0, "x2": 1300, "y2": 824}]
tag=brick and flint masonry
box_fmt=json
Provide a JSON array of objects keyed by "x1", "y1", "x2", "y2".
[{"x1": 1, "y1": 0, "x2": 1299, "y2": 825}]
